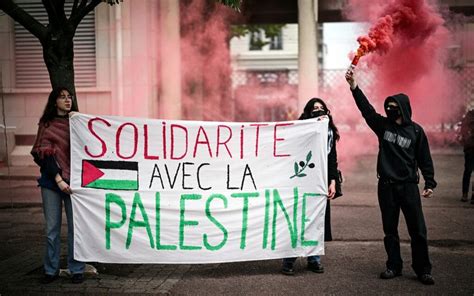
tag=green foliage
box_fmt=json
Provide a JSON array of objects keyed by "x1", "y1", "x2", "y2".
[
  {"x1": 217, "y1": 0, "x2": 242, "y2": 11},
  {"x1": 231, "y1": 24, "x2": 286, "y2": 39}
]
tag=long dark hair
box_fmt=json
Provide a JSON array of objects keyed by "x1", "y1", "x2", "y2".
[
  {"x1": 299, "y1": 97, "x2": 340, "y2": 141},
  {"x1": 39, "y1": 87, "x2": 78, "y2": 124}
]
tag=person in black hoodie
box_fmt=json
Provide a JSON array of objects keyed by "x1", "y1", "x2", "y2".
[{"x1": 345, "y1": 70, "x2": 436, "y2": 285}]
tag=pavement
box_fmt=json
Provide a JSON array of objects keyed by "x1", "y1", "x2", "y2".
[{"x1": 0, "y1": 151, "x2": 473, "y2": 295}]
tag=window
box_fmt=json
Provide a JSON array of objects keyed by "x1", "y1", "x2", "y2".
[
  {"x1": 248, "y1": 28, "x2": 283, "y2": 51},
  {"x1": 269, "y1": 31, "x2": 282, "y2": 50},
  {"x1": 249, "y1": 30, "x2": 264, "y2": 51},
  {"x1": 14, "y1": 2, "x2": 96, "y2": 88}
]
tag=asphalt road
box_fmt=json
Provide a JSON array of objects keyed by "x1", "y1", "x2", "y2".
[{"x1": 0, "y1": 152, "x2": 473, "y2": 295}]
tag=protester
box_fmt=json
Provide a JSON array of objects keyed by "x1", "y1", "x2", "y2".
[
  {"x1": 345, "y1": 70, "x2": 436, "y2": 285},
  {"x1": 281, "y1": 98, "x2": 340, "y2": 275},
  {"x1": 31, "y1": 87, "x2": 85, "y2": 284},
  {"x1": 459, "y1": 109, "x2": 474, "y2": 203}
]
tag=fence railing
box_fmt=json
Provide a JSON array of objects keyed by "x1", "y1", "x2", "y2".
[{"x1": 232, "y1": 66, "x2": 474, "y2": 148}]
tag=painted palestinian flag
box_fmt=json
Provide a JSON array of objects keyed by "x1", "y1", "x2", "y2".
[{"x1": 81, "y1": 160, "x2": 139, "y2": 190}]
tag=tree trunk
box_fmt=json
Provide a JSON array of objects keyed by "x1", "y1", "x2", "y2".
[
  {"x1": 0, "y1": 0, "x2": 111, "y2": 111},
  {"x1": 41, "y1": 25, "x2": 78, "y2": 110}
]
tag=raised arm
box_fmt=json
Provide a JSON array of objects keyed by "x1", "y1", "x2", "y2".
[{"x1": 345, "y1": 70, "x2": 386, "y2": 135}]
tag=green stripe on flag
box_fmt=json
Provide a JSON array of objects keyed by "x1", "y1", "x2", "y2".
[{"x1": 85, "y1": 179, "x2": 138, "y2": 190}]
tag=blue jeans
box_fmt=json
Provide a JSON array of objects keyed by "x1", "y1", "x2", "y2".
[
  {"x1": 41, "y1": 187, "x2": 85, "y2": 275},
  {"x1": 283, "y1": 255, "x2": 321, "y2": 266}
]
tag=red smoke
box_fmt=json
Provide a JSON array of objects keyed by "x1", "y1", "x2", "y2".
[
  {"x1": 337, "y1": 0, "x2": 469, "y2": 172},
  {"x1": 345, "y1": 0, "x2": 463, "y2": 126},
  {"x1": 180, "y1": 0, "x2": 237, "y2": 121},
  {"x1": 352, "y1": 0, "x2": 444, "y2": 64},
  {"x1": 355, "y1": 16, "x2": 392, "y2": 57}
]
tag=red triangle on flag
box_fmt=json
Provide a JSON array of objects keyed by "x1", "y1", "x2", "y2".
[{"x1": 82, "y1": 160, "x2": 105, "y2": 187}]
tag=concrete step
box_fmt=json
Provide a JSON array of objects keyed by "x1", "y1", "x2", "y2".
[{"x1": 9, "y1": 145, "x2": 35, "y2": 166}]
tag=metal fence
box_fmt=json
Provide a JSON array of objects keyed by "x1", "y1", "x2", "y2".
[
  {"x1": 233, "y1": 66, "x2": 474, "y2": 148},
  {"x1": 321, "y1": 67, "x2": 474, "y2": 148}
]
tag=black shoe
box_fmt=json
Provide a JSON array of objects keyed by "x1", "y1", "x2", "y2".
[
  {"x1": 71, "y1": 273, "x2": 84, "y2": 284},
  {"x1": 281, "y1": 264, "x2": 295, "y2": 276},
  {"x1": 418, "y1": 273, "x2": 435, "y2": 285},
  {"x1": 41, "y1": 274, "x2": 58, "y2": 284},
  {"x1": 307, "y1": 261, "x2": 324, "y2": 273},
  {"x1": 379, "y1": 269, "x2": 402, "y2": 279}
]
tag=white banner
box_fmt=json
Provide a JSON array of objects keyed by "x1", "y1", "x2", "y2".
[{"x1": 70, "y1": 114, "x2": 328, "y2": 263}]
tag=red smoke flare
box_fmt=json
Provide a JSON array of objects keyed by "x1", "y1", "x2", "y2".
[
  {"x1": 350, "y1": 0, "x2": 443, "y2": 67},
  {"x1": 340, "y1": 0, "x2": 464, "y2": 170}
]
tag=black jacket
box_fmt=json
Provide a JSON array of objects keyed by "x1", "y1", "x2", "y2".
[
  {"x1": 351, "y1": 86, "x2": 437, "y2": 190},
  {"x1": 327, "y1": 129, "x2": 338, "y2": 183}
]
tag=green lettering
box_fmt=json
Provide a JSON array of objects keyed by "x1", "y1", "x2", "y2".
[
  {"x1": 105, "y1": 193, "x2": 127, "y2": 250},
  {"x1": 301, "y1": 192, "x2": 320, "y2": 247},
  {"x1": 203, "y1": 194, "x2": 228, "y2": 251},
  {"x1": 271, "y1": 188, "x2": 298, "y2": 250},
  {"x1": 231, "y1": 192, "x2": 259, "y2": 249},
  {"x1": 126, "y1": 192, "x2": 155, "y2": 249},
  {"x1": 179, "y1": 194, "x2": 202, "y2": 250},
  {"x1": 155, "y1": 192, "x2": 177, "y2": 250},
  {"x1": 262, "y1": 189, "x2": 271, "y2": 249}
]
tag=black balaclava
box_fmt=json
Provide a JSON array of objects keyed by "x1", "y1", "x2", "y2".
[
  {"x1": 385, "y1": 107, "x2": 401, "y2": 121},
  {"x1": 385, "y1": 99, "x2": 401, "y2": 121}
]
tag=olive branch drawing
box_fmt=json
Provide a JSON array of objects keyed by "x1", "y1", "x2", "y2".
[{"x1": 290, "y1": 150, "x2": 315, "y2": 179}]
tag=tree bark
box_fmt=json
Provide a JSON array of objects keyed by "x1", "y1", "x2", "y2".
[
  {"x1": 41, "y1": 23, "x2": 78, "y2": 109},
  {"x1": 0, "y1": 0, "x2": 106, "y2": 111},
  {"x1": 0, "y1": 1, "x2": 77, "y2": 109}
]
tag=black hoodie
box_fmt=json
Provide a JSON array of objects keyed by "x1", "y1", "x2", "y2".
[{"x1": 351, "y1": 86, "x2": 437, "y2": 190}]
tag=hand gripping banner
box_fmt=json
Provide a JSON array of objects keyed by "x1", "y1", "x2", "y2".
[{"x1": 70, "y1": 114, "x2": 328, "y2": 264}]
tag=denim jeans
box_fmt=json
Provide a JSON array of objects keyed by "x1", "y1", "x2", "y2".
[
  {"x1": 283, "y1": 255, "x2": 321, "y2": 266},
  {"x1": 41, "y1": 187, "x2": 85, "y2": 275}
]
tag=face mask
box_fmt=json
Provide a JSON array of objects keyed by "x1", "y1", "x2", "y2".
[
  {"x1": 386, "y1": 108, "x2": 401, "y2": 121},
  {"x1": 311, "y1": 110, "x2": 327, "y2": 118}
]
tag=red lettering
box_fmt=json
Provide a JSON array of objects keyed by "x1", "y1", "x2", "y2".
[
  {"x1": 144, "y1": 124, "x2": 159, "y2": 160},
  {"x1": 216, "y1": 125, "x2": 233, "y2": 158},
  {"x1": 250, "y1": 123, "x2": 268, "y2": 157},
  {"x1": 193, "y1": 126, "x2": 213, "y2": 157},
  {"x1": 116, "y1": 122, "x2": 138, "y2": 159},
  {"x1": 273, "y1": 123, "x2": 293, "y2": 157},
  {"x1": 240, "y1": 125, "x2": 244, "y2": 159},
  {"x1": 162, "y1": 121, "x2": 167, "y2": 159},
  {"x1": 170, "y1": 124, "x2": 188, "y2": 160},
  {"x1": 85, "y1": 117, "x2": 111, "y2": 158}
]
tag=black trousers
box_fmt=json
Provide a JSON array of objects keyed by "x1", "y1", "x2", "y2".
[
  {"x1": 377, "y1": 180, "x2": 432, "y2": 275},
  {"x1": 462, "y1": 149, "x2": 474, "y2": 195}
]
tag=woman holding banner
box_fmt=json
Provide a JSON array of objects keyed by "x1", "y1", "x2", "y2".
[
  {"x1": 31, "y1": 87, "x2": 85, "y2": 284},
  {"x1": 282, "y1": 98, "x2": 340, "y2": 275}
]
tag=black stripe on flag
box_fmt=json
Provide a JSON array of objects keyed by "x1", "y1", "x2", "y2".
[{"x1": 85, "y1": 160, "x2": 138, "y2": 171}]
